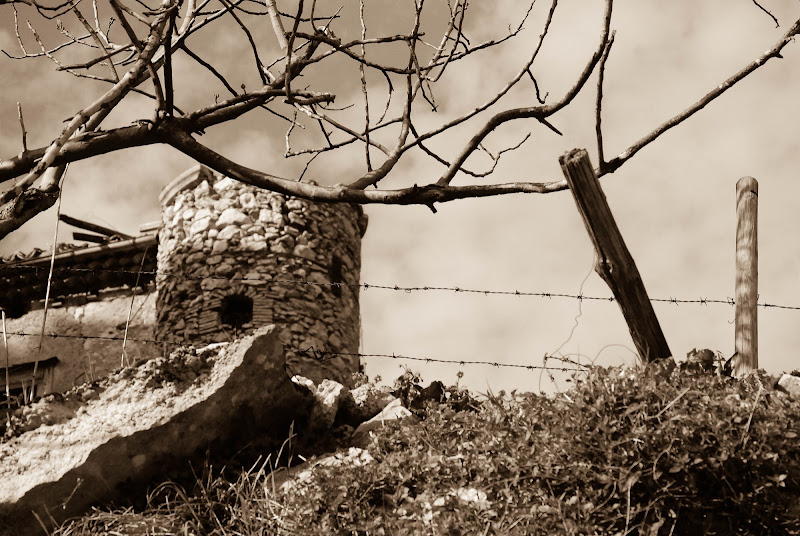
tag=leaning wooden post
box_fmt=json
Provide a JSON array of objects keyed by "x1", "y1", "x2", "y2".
[
  {"x1": 559, "y1": 148, "x2": 671, "y2": 362},
  {"x1": 734, "y1": 176, "x2": 758, "y2": 376}
]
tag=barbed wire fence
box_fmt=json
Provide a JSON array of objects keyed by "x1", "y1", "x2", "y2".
[
  {"x1": 2, "y1": 260, "x2": 799, "y2": 402},
  {"x1": 3, "y1": 261, "x2": 799, "y2": 309}
]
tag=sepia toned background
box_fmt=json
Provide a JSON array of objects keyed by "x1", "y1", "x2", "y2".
[{"x1": 1, "y1": 0, "x2": 799, "y2": 394}]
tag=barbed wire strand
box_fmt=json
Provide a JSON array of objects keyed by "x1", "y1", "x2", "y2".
[
  {"x1": 2, "y1": 262, "x2": 799, "y2": 310},
  {"x1": 3, "y1": 330, "x2": 585, "y2": 373}
]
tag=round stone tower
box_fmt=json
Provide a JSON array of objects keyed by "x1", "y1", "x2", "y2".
[{"x1": 156, "y1": 166, "x2": 368, "y2": 387}]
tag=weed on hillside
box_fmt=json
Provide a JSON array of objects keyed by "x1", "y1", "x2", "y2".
[{"x1": 55, "y1": 362, "x2": 800, "y2": 535}]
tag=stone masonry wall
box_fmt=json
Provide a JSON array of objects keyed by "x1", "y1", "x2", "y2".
[{"x1": 156, "y1": 167, "x2": 368, "y2": 388}]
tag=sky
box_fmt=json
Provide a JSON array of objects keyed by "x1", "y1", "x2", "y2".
[{"x1": 1, "y1": 0, "x2": 799, "y2": 395}]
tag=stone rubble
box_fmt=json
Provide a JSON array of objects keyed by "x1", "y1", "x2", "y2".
[{"x1": 0, "y1": 326, "x2": 312, "y2": 536}]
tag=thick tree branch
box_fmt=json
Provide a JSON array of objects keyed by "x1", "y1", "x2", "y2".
[
  {"x1": 161, "y1": 121, "x2": 562, "y2": 207},
  {"x1": 0, "y1": 0, "x2": 174, "y2": 206}
]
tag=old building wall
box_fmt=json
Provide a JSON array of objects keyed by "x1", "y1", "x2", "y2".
[
  {"x1": 156, "y1": 166, "x2": 368, "y2": 388},
  {"x1": 2, "y1": 291, "x2": 157, "y2": 393}
]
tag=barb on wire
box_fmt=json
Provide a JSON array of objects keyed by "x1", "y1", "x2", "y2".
[{"x1": 4, "y1": 262, "x2": 800, "y2": 311}]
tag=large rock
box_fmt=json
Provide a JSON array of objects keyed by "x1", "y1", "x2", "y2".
[
  {"x1": 292, "y1": 376, "x2": 349, "y2": 434},
  {"x1": 778, "y1": 373, "x2": 800, "y2": 398},
  {"x1": 337, "y1": 382, "x2": 395, "y2": 427},
  {"x1": 0, "y1": 325, "x2": 312, "y2": 536},
  {"x1": 351, "y1": 398, "x2": 418, "y2": 448}
]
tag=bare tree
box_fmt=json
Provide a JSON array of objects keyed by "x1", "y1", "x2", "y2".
[{"x1": 0, "y1": 0, "x2": 797, "y2": 240}]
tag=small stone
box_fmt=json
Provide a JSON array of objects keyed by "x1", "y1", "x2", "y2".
[
  {"x1": 208, "y1": 229, "x2": 219, "y2": 238},
  {"x1": 194, "y1": 179, "x2": 210, "y2": 196},
  {"x1": 240, "y1": 192, "x2": 257, "y2": 209},
  {"x1": 181, "y1": 208, "x2": 195, "y2": 221},
  {"x1": 288, "y1": 212, "x2": 307, "y2": 228},
  {"x1": 200, "y1": 278, "x2": 219, "y2": 291},
  {"x1": 206, "y1": 255, "x2": 223, "y2": 265},
  {"x1": 286, "y1": 198, "x2": 305, "y2": 211},
  {"x1": 218, "y1": 225, "x2": 241, "y2": 240},
  {"x1": 190, "y1": 217, "x2": 211, "y2": 235},
  {"x1": 246, "y1": 239, "x2": 267, "y2": 252},
  {"x1": 215, "y1": 263, "x2": 234, "y2": 276},
  {"x1": 328, "y1": 333, "x2": 342, "y2": 348},
  {"x1": 307, "y1": 379, "x2": 348, "y2": 433},
  {"x1": 212, "y1": 239, "x2": 229, "y2": 254},
  {"x1": 273, "y1": 235, "x2": 294, "y2": 251},
  {"x1": 258, "y1": 208, "x2": 272, "y2": 223},
  {"x1": 217, "y1": 208, "x2": 248, "y2": 227},
  {"x1": 213, "y1": 177, "x2": 237, "y2": 192},
  {"x1": 194, "y1": 208, "x2": 213, "y2": 221},
  {"x1": 291, "y1": 374, "x2": 315, "y2": 391},
  {"x1": 293, "y1": 244, "x2": 315, "y2": 260},
  {"x1": 243, "y1": 271, "x2": 265, "y2": 286},
  {"x1": 308, "y1": 271, "x2": 329, "y2": 285},
  {"x1": 186, "y1": 252, "x2": 206, "y2": 264},
  {"x1": 213, "y1": 199, "x2": 233, "y2": 212}
]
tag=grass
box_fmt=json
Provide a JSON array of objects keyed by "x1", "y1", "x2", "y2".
[{"x1": 50, "y1": 362, "x2": 800, "y2": 535}]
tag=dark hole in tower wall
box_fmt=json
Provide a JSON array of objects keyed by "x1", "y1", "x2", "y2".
[
  {"x1": 329, "y1": 255, "x2": 343, "y2": 297},
  {"x1": 1, "y1": 293, "x2": 29, "y2": 319},
  {"x1": 219, "y1": 293, "x2": 253, "y2": 329}
]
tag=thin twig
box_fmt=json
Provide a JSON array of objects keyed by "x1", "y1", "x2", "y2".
[
  {"x1": 72, "y1": 6, "x2": 120, "y2": 81},
  {"x1": 121, "y1": 247, "x2": 149, "y2": 368},
  {"x1": 751, "y1": 0, "x2": 779, "y2": 28},
  {"x1": 180, "y1": 44, "x2": 239, "y2": 97},
  {"x1": 359, "y1": 0, "x2": 371, "y2": 171},
  {"x1": 741, "y1": 383, "x2": 763, "y2": 447},
  {"x1": 109, "y1": 0, "x2": 166, "y2": 111},
  {"x1": 595, "y1": 32, "x2": 614, "y2": 171},
  {"x1": 32, "y1": 166, "x2": 68, "y2": 401},
  {"x1": 3, "y1": 310, "x2": 9, "y2": 411},
  {"x1": 17, "y1": 102, "x2": 28, "y2": 153},
  {"x1": 218, "y1": 0, "x2": 268, "y2": 85},
  {"x1": 651, "y1": 387, "x2": 691, "y2": 420}
]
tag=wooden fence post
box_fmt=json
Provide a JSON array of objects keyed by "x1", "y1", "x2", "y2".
[
  {"x1": 734, "y1": 176, "x2": 758, "y2": 376},
  {"x1": 559, "y1": 148, "x2": 671, "y2": 363}
]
